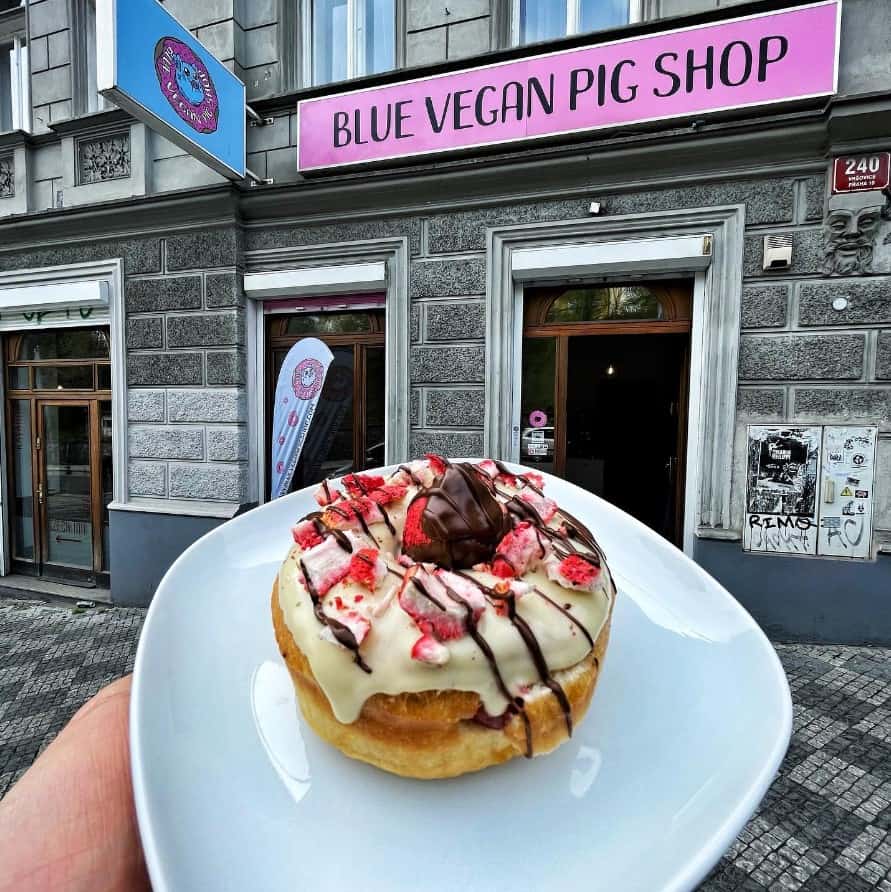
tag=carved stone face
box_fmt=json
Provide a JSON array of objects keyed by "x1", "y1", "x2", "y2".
[{"x1": 823, "y1": 205, "x2": 882, "y2": 275}]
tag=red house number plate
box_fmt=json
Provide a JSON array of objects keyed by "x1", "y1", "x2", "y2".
[{"x1": 832, "y1": 153, "x2": 891, "y2": 194}]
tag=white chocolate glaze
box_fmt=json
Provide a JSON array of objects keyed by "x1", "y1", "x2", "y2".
[{"x1": 277, "y1": 460, "x2": 613, "y2": 724}]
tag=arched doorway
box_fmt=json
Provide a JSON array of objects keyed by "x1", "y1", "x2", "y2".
[
  {"x1": 521, "y1": 281, "x2": 692, "y2": 545},
  {"x1": 4, "y1": 327, "x2": 113, "y2": 585}
]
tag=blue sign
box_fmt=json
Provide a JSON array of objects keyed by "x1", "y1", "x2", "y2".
[{"x1": 97, "y1": 0, "x2": 245, "y2": 179}]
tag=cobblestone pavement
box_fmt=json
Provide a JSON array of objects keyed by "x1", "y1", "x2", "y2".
[
  {"x1": 0, "y1": 598, "x2": 145, "y2": 799},
  {"x1": 703, "y1": 644, "x2": 891, "y2": 892},
  {"x1": 2, "y1": 600, "x2": 891, "y2": 890}
]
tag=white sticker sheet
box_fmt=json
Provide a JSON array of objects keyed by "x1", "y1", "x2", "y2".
[
  {"x1": 817, "y1": 426, "x2": 877, "y2": 559},
  {"x1": 743, "y1": 426, "x2": 821, "y2": 556},
  {"x1": 743, "y1": 424, "x2": 879, "y2": 559}
]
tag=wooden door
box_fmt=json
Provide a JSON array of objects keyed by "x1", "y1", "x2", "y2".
[{"x1": 521, "y1": 281, "x2": 693, "y2": 546}]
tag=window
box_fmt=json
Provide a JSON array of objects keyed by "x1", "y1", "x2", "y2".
[
  {"x1": 524, "y1": 281, "x2": 692, "y2": 327},
  {"x1": 71, "y1": 0, "x2": 111, "y2": 115},
  {"x1": 513, "y1": 0, "x2": 641, "y2": 45},
  {"x1": 545, "y1": 286, "x2": 664, "y2": 323},
  {"x1": 305, "y1": 0, "x2": 395, "y2": 86},
  {"x1": 266, "y1": 308, "x2": 386, "y2": 492},
  {"x1": 0, "y1": 0, "x2": 28, "y2": 132}
]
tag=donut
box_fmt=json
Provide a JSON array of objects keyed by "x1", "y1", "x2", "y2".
[{"x1": 272, "y1": 457, "x2": 616, "y2": 779}]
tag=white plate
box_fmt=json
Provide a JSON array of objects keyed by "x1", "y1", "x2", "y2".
[{"x1": 131, "y1": 462, "x2": 791, "y2": 892}]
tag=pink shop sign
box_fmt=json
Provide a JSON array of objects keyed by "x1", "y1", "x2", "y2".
[{"x1": 296, "y1": 1, "x2": 840, "y2": 172}]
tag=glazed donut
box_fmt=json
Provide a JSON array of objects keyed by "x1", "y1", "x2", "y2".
[{"x1": 272, "y1": 457, "x2": 615, "y2": 779}]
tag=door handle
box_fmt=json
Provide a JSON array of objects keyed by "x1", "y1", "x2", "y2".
[
  {"x1": 665, "y1": 456, "x2": 677, "y2": 484},
  {"x1": 37, "y1": 482, "x2": 44, "y2": 505}
]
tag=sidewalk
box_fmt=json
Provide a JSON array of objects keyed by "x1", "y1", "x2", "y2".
[{"x1": 1, "y1": 598, "x2": 890, "y2": 890}]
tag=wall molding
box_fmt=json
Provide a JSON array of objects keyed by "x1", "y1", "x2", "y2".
[
  {"x1": 0, "y1": 258, "x2": 125, "y2": 574},
  {"x1": 484, "y1": 206, "x2": 746, "y2": 553},
  {"x1": 244, "y1": 237, "x2": 411, "y2": 503}
]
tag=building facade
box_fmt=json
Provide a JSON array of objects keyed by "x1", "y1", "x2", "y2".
[{"x1": 0, "y1": 0, "x2": 889, "y2": 642}]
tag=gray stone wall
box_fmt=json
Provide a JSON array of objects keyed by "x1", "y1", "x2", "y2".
[
  {"x1": 6, "y1": 0, "x2": 891, "y2": 207},
  {"x1": 0, "y1": 225, "x2": 249, "y2": 509},
  {"x1": 247, "y1": 166, "x2": 890, "y2": 554},
  {"x1": 735, "y1": 187, "x2": 891, "y2": 552},
  {"x1": 406, "y1": 0, "x2": 493, "y2": 67},
  {"x1": 125, "y1": 226, "x2": 248, "y2": 505},
  {"x1": 28, "y1": 0, "x2": 74, "y2": 132}
]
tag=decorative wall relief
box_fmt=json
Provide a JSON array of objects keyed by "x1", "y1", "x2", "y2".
[
  {"x1": 77, "y1": 132, "x2": 131, "y2": 185},
  {"x1": 823, "y1": 188, "x2": 891, "y2": 275},
  {"x1": 0, "y1": 155, "x2": 14, "y2": 199}
]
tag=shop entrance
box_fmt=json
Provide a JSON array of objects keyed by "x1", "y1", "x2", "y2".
[
  {"x1": 4, "y1": 328, "x2": 113, "y2": 586},
  {"x1": 265, "y1": 300, "x2": 386, "y2": 496},
  {"x1": 521, "y1": 282, "x2": 692, "y2": 545}
]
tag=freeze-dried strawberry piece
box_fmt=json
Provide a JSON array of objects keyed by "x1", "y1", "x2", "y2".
[
  {"x1": 393, "y1": 460, "x2": 436, "y2": 487},
  {"x1": 425, "y1": 453, "x2": 448, "y2": 476},
  {"x1": 292, "y1": 519, "x2": 323, "y2": 551},
  {"x1": 522, "y1": 471, "x2": 545, "y2": 490},
  {"x1": 546, "y1": 553, "x2": 600, "y2": 593},
  {"x1": 518, "y1": 489, "x2": 558, "y2": 523},
  {"x1": 491, "y1": 558, "x2": 516, "y2": 579},
  {"x1": 436, "y1": 569, "x2": 486, "y2": 618},
  {"x1": 368, "y1": 483, "x2": 408, "y2": 505},
  {"x1": 323, "y1": 496, "x2": 384, "y2": 530},
  {"x1": 491, "y1": 522, "x2": 547, "y2": 577},
  {"x1": 342, "y1": 473, "x2": 386, "y2": 497},
  {"x1": 402, "y1": 497, "x2": 430, "y2": 549},
  {"x1": 476, "y1": 459, "x2": 499, "y2": 479},
  {"x1": 313, "y1": 481, "x2": 341, "y2": 506},
  {"x1": 348, "y1": 547, "x2": 387, "y2": 591},
  {"x1": 333, "y1": 609, "x2": 371, "y2": 647},
  {"x1": 301, "y1": 536, "x2": 352, "y2": 596},
  {"x1": 477, "y1": 459, "x2": 519, "y2": 488},
  {"x1": 398, "y1": 567, "x2": 466, "y2": 641},
  {"x1": 410, "y1": 627, "x2": 450, "y2": 665}
]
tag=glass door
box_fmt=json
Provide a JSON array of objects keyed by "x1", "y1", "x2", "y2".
[
  {"x1": 265, "y1": 308, "x2": 386, "y2": 496},
  {"x1": 4, "y1": 327, "x2": 113, "y2": 585},
  {"x1": 37, "y1": 401, "x2": 95, "y2": 579}
]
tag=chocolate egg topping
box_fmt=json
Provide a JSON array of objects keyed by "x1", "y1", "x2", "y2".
[{"x1": 402, "y1": 462, "x2": 510, "y2": 569}]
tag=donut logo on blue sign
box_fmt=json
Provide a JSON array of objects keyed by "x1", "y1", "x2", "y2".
[{"x1": 154, "y1": 37, "x2": 219, "y2": 134}]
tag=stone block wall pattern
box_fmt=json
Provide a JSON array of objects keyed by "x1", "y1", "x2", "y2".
[
  {"x1": 793, "y1": 388, "x2": 891, "y2": 430},
  {"x1": 27, "y1": 0, "x2": 74, "y2": 133},
  {"x1": 799, "y1": 280, "x2": 891, "y2": 327},
  {"x1": 877, "y1": 332, "x2": 891, "y2": 380},
  {"x1": 736, "y1": 388, "x2": 786, "y2": 418},
  {"x1": 121, "y1": 227, "x2": 249, "y2": 504},
  {"x1": 1, "y1": 0, "x2": 889, "y2": 217},
  {"x1": 741, "y1": 286, "x2": 788, "y2": 329},
  {"x1": 738, "y1": 334, "x2": 865, "y2": 381},
  {"x1": 405, "y1": 0, "x2": 492, "y2": 67}
]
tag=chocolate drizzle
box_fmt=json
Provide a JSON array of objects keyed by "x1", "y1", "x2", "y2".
[
  {"x1": 451, "y1": 568, "x2": 575, "y2": 748},
  {"x1": 288, "y1": 459, "x2": 610, "y2": 756},
  {"x1": 329, "y1": 503, "x2": 378, "y2": 546},
  {"x1": 397, "y1": 464, "x2": 423, "y2": 485},
  {"x1": 299, "y1": 558, "x2": 371, "y2": 674},
  {"x1": 430, "y1": 571, "x2": 534, "y2": 757},
  {"x1": 533, "y1": 586, "x2": 594, "y2": 649},
  {"x1": 306, "y1": 512, "x2": 353, "y2": 552},
  {"x1": 402, "y1": 463, "x2": 510, "y2": 569}
]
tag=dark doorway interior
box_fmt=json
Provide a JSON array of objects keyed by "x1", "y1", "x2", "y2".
[
  {"x1": 564, "y1": 333, "x2": 688, "y2": 544},
  {"x1": 520, "y1": 281, "x2": 692, "y2": 546}
]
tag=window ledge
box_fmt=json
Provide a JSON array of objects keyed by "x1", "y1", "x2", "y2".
[
  {"x1": 0, "y1": 128, "x2": 29, "y2": 150},
  {"x1": 48, "y1": 108, "x2": 132, "y2": 138}
]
